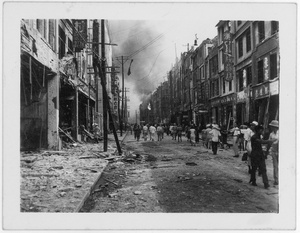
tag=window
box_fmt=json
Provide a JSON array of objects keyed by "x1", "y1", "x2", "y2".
[
  {"x1": 37, "y1": 19, "x2": 47, "y2": 39},
  {"x1": 219, "y1": 26, "x2": 224, "y2": 44},
  {"x1": 246, "y1": 66, "x2": 252, "y2": 86},
  {"x1": 229, "y1": 80, "x2": 232, "y2": 91},
  {"x1": 238, "y1": 69, "x2": 244, "y2": 91},
  {"x1": 48, "y1": 19, "x2": 56, "y2": 50},
  {"x1": 216, "y1": 79, "x2": 219, "y2": 96},
  {"x1": 68, "y1": 38, "x2": 73, "y2": 54},
  {"x1": 258, "y1": 21, "x2": 265, "y2": 43},
  {"x1": 257, "y1": 60, "x2": 264, "y2": 83},
  {"x1": 237, "y1": 21, "x2": 242, "y2": 26},
  {"x1": 59, "y1": 26, "x2": 66, "y2": 59},
  {"x1": 223, "y1": 78, "x2": 226, "y2": 93},
  {"x1": 246, "y1": 28, "x2": 251, "y2": 52},
  {"x1": 210, "y1": 55, "x2": 218, "y2": 77},
  {"x1": 238, "y1": 37, "x2": 243, "y2": 57},
  {"x1": 221, "y1": 50, "x2": 224, "y2": 65},
  {"x1": 270, "y1": 53, "x2": 277, "y2": 80},
  {"x1": 271, "y1": 21, "x2": 279, "y2": 35}
]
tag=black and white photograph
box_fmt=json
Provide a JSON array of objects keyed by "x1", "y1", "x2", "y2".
[{"x1": 2, "y1": 1, "x2": 298, "y2": 231}]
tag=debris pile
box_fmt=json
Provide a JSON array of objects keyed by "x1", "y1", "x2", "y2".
[{"x1": 20, "y1": 143, "x2": 114, "y2": 212}]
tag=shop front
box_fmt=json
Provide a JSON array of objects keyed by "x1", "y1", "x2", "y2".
[
  {"x1": 219, "y1": 93, "x2": 236, "y2": 129},
  {"x1": 210, "y1": 97, "x2": 221, "y2": 125},
  {"x1": 253, "y1": 79, "x2": 279, "y2": 128},
  {"x1": 236, "y1": 87, "x2": 250, "y2": 125}
]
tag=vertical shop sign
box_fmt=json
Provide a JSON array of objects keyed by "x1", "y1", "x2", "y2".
[
  {"x1": 223, "y1": 30, "x2": 234, "y2": 81},
  {"x1": 264, "y1": 56, "x2": 269, "y2": 81},
  {"x1": 72, "y1": 19, "x2": 87, "y2": 52}
]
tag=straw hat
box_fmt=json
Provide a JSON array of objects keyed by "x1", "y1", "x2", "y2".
[
  {"x1": 250, "y1": 121, "x2": 258, "y2": 126},
  {"x1": 212, "y1": 124, "x2": 220, "y2": 130},
  {"x1": 269, "y1": 120, "x2": 279, "y2": 128}
]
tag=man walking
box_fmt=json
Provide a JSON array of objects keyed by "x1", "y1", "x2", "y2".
[
  {"x1": 210, "y1": 124, "x2": 221, "y2": 155},
  {"x1": 249, "y1": 125, "x2": 270, "y2": 189},
  {"x1": 268, "y1": 120, "x2": 279, "y2": 185}
]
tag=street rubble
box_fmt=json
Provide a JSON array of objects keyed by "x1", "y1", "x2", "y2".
[{"x1": 20, "y1": 137, "x2": 128, "y2": 212}]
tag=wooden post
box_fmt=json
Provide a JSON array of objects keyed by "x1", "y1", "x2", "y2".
[{"x1": 101, "y1": 19, "x2": 108, "y2": 152}]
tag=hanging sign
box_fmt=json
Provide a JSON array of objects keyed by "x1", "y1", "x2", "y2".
[
  {"x1": 223, "y1": 30, "x2": 234, "y2": 81},
  {"x1": 72, "y1": 19, "x2": 87, "y2": 52}
]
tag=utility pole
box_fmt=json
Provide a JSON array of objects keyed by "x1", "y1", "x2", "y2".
[
  {"x1": 97, "y1": 19, "x2": 122, "y2": 154},
  {"x1": 101, "y1": 19, "x2": 108, "y2": 151},
  {"x1": 115, "y1": 55, "x2": 129, "y2": 136}
]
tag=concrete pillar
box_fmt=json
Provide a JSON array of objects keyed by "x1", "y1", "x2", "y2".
[
  {"x1": 47, "y1": 73, "x2": 60, "y2": 150},
  {"x1": 72, "y1": 87, "x2": 79, "y2": 140}
]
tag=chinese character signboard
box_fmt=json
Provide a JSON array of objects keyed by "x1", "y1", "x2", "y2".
[
  {"x1": 223, "y1": 30, "x2": 233, "y2": 81},
  {"x1": 72, "y1": 19, "x2": 87, "y2": 52}
]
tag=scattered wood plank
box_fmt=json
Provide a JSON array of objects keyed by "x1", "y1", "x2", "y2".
[
  {"x1": 79, "y1": 156, "x2": 98, "y2": 159},
  {"x1": 104, "y1": 178, "x2": 118, "y2": 186},
  {"x1": 22, "y1": 173, "x2": 59, "y2": 178},
  {"x1": 59, "y1": 127, "x2": 76, "y2": 143}
]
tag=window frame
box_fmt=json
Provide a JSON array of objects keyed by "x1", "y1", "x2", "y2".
[
  {"x1": 258, "y1": 21, "x2": 265, "y2": 43},
  {"x1": 238, "y1": 36, "x2": 243, "y2": 58}
]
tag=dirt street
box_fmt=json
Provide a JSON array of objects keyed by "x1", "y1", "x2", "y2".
[{"x1": 81, "y1": 133, "x2": 278, "y2": 213}]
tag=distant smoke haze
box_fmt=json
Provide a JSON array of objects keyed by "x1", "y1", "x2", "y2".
[
  {"x1": 108, "y1": 20, "x2": 218, "y2": 122},
  {"x1": 110, "y1": 20, "x2": 170, "y2": 98}
]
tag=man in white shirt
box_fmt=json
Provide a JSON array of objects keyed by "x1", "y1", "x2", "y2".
[
  {"x1": 149, "y1": 124, "x2": 156, "y2": 141},
  {"x1": 210, "y1": 124, "x2": 221, "y2": 155},
  {"x1": 268, "y1": 120, "x2": 279, "y2": 185}
]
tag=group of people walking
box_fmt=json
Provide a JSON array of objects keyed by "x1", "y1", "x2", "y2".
[{"x1": 131, "y1": 119, "x2": 279, "y2": 190}]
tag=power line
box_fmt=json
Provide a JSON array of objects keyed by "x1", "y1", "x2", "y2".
[{"x1": 137, "y1": 48, "x2": 166, "y2": 81}]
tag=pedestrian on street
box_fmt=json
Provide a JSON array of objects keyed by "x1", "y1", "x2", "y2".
[
  {"x1": 171, "y1": 123, "x2": 177, "y2": 140},
  {"x1": 220, "y1": 125, "x2": 228, "y2": 149},
  {"x1": 195, "y1": 125, "x2": 200, "y2": 144},
  {"x1": 149, "y1": 124, "x2": 156, "y2": 141},
  {"x1": 231, "y1": 123, "x2": 241, "y2": 157},
  {"x1": 135, "y1": 124, "x2": 142, "y2": 141},
  {"x1": 189, "y1": 125, "x2": 196, "y2": 146},
  {"x1": 169, "y1": 124, "x2": 173, "y2": 139},
  {"x1": 142, "y1": 124, "x2": 149, "y2": 141},
  {"x1": 204, "y1": 124, "x2": 212, "y2": 149},
  {"x1": 185, "y1": 125, "x2": 191, "y2": 142},
  {"x1": 210, "y1": 124, "x2": 221, "y2": 155},
  {"x1": 157, "y1": 124, "x2": 164, "y2": 141},
  {"x1": 267, "y1": 120, "x2": 279, "y2": 185},
  {"x1": 244, "y1": 121, "x2": 258, "y2": 174},
  {"x1": 249, "y1": 125, "x2": 271, "y2": 189},
  {"x1": 177, "y1": 124, "x2": 183, "y2": 142},
  {"x1": 133, "y1": 123, "x2": 139, "y2": 139},
  {"x1": 238, "y1": 125, "x2": 246, "y2": 151}
]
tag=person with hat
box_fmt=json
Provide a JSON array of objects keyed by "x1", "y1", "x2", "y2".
[
  {"x1": 249, "y1": 125, "x2": 271, "y2": 189},
  {"x1": 267, "y1": 120, "x2": 279, "y2": 185},
  {"x1": 244, "y1": 121, "x2": 258, "y2": 173},
  {"x1": 204, "y1": 124, "x2": 212, "y2": 149},
  {"x1": 92, "y1": 123, "x2": 101, "y2": 143},
  {"x1": 209, "y1": 124, "x2": 221, "y2": 155},
  {"x1": 189, "y1": 125, "x2": 196, "y2": 146},
  {"x1": 230, "y1": 122, "x2": 241, "y2": 157}
]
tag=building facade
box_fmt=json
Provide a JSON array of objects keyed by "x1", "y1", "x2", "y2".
[
  {"x1": 20, "y1": 19, "x2": 114, "y2": 150},
  {"x1": 139, "y1": 20, "x2": 279, "y2": 130}
]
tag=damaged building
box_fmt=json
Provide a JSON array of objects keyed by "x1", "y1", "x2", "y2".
[{"x1": 20, "y1": 19, "x2": 116, "y2": 150}]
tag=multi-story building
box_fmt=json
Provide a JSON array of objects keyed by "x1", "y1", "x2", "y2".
[
  {"x1": 207, "y1": 36, "x2": 221, "y2": 125},
  {"x1": 251, "y1": 21, "x2": 279, "y2": 128},
  {"x1": 139, "y1": 20, "x2": 279, "y2": 130},
  {"x1": 181, "y1": 48, "x2": 194, "y2": 124},
  {"x1": 215, "y1": 21, "x2": 236, "y2": 129},
  {"x1": 20, "y1": 19, "x2": 113, "y2": 150},
  {"x1": 191, "y1": 38, "x2": 213, "y2": 126}
]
